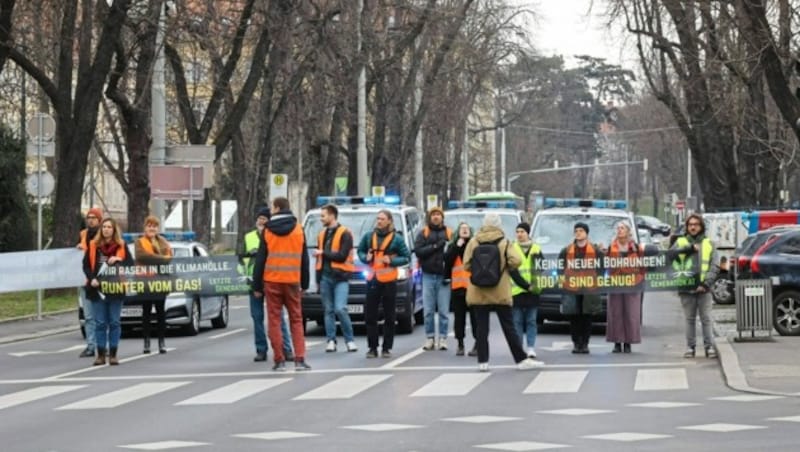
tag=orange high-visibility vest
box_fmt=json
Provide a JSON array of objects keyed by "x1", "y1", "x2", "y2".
[
  {"x1": 316, "y1": 226, "x2": 355, "y2": 273},
  {"x1": 264, "y1": 225, "x2": 305, "y2": 283},
  {"x1": 451, "y1": 255, "x2": 470, "y2": 290},
  {"x1": 608, "y1": 240, "x2": 645, "y2": 284},
  {"x1": 88, "y1": 241, "x2": 127, "y2": 273},
  {"x1": 78, "y1": 229, "x2": 90, "y2": 250},
  {"x1": 368, "y1": 232, "x2": 398, "y2": 282}
]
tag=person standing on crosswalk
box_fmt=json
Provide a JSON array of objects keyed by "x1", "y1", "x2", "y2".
[
  {"x1": 509, "y1": 222, "x2": 544, "y2": 359},
  {"x1": 444, "y1": 222, "x2": 478, "y2": 356},
  {"x1": 414, "y1": 206, "x2": 452, "y2": 351},
  {"x1": 314, "y1": 204, "x2": 358, "y2": 354},
  {"x1": 358, "y1": 209, "x2": 410, "y2": 358},
  {"x1": 463, "y1": 212, "x2": 543, "y2": 372},
  {"x1": 135, "y1": 215, "x2": 173, "y2": 355},
  {"x1": 252, "y1": 197, "x2": 311, "y2": 371},
  {"x1": 77, "y1": 207, "x2": 103, "y2": 359}
]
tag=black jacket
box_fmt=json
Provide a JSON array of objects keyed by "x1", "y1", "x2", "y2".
[
  {"x1": 82, "y1": 241, "x2": 134, "y2": 301},
  {"x1": 414, "y1": 224, "x2": 451, "y2": 275},
  {"x1": 252, "y1": 211, "x2": 310, "y2": 292}
]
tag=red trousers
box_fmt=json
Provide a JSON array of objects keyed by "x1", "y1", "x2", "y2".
[{"x1": 265, "y1": 282, "x2": 305, "y2": 362}]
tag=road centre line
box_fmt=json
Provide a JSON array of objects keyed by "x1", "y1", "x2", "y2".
[
  {"x1": 208, "y1": 328, "x2": 247, "y2": 339},
  {"x1": 41, "y1": 348, "x2": 177, "y2": 381},
  {"x1": 380, "y1": 347, "x2": 425, "y2": 369}
]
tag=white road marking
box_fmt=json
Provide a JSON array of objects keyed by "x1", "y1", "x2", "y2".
[
  {"x1": 524, "y1": 371, "x2": 588, "y2": 394},
  {"x1": 55, "y1": 381, "x2": 190, "y2": 410},
  {"x1": 475, "y1": 441, "x2": 570, "y2": 450},
  {"x1": 709, "y1": 394, "x2": 784, "y2": 402},
  {"x1": 537, "y1": 408, "x2": 614, "y2": 416},
  {"x1": 380, "y1": 347, "x2": 425, "y2": 369},
  {"x1": 768, "y1": 415, "x2": 800, "y2": 422},
  {"x1": 9, "y1": 345, "x2": 85, "y2": 357},
  {"x1": 208, "y1": 328, "x2": 246, "y2": 339},
  {"x1": 175, "y1": 378, "x2": 291, "y2": 405},
  {"x1": 627, "y1": 401, "x2": 702, "y2": 408},
  {"x1": 677, "y1": 423, "x2": 766, "y2": 432},
  {"x1": 442, "y1": 415, "x2": 522, "y2": 424},
  {"x1": 340, "y1": 423, "x2": 422, "y2": 431},
  {"x1": 0, "y1": 385, "x2": 86, "y2": 410},
  {"x1": 293, "y1": 374, "x2": 391, "y2": 400},
  {"x1": 410, "y1": 373, "x2": 489, "y2": 397},
  {"x1": 583, "y1": 432, "x2": 672, "y2": 442},
  {"x1": 634, "y1": 368, "x2": 688, "y2": 391},
  {"x1": 42, "y1": 348, "x2": 177, "y2": 380},
  {"x1": 118, "y1": 440, "x2": 210, "y2": 450},
  {"x1": 233, "y1": 431, "x2": 319, "y2": 440}
]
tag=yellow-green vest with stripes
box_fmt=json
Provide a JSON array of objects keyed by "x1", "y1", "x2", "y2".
[
  {"x1": 511, "y1": 241, "x2": 542, "y2": 296},
  {"x1": 674, "y1": 236, "x2": 713, "y2": 282}
]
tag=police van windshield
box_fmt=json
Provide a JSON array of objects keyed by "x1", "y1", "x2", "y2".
[
  {"x1": 304, "y1": 212, "x2": 377, "y2": 248},
  {"x1": 444, "y1": 212, "x2": 519, "y2": 239},
  {"x1": 532, "y1": 214, "x2": 628, "y2": 254}
]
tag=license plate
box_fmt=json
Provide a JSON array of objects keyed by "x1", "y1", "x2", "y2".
[
  {"x1": 121, "y1": 307, "x2": 142, "y2": 317},
  {"x1": 346, "y1": 304, "x2": 363, "y2": 314}
]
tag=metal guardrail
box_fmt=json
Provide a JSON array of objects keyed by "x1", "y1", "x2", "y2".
[{"x1": 735, "y1": 279, "x2": 773, "y2": 339}]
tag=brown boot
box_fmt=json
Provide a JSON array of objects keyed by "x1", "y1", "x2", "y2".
[
  {"x1": 108, "y1": 347, "x2": 119, "y2": 365},
  {"x1": 93, "y1": 348, "x2": 106, "y2": 366}
]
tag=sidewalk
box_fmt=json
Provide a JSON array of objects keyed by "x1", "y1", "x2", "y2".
[
  {"x1": 0, "y1": 310, "x2": 80, "y2": 345},
  {"x1": 712, "y1": 303, "x2": 800, "y2": 396}
]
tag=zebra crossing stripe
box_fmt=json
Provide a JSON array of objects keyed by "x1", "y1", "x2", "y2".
[
  {"x1": 634, "y1": 368, "x2": 688, "y2": 391},
  {"x1": 410, "y1": 373, "x2": 490, "y2": 397},
  {"x1": 293, "y1": 375, "x2": 392, "y2": 400},
  {"x1": 175, "y1": 378, "x2": 292, "y2": 405},
  {"x1": 0, "y1": 385, "x2": 86, "y2": 410},
  {"x1": 55, "y1": 382, "x2": 191, "y2": 410},
  {"x1": 523, "y1": 370, "x2": 588, "y2": 394}
]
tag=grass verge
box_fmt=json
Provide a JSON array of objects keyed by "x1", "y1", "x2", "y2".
[{"x1": 0, "y1": 289, "x2": 78, "y2": 320}]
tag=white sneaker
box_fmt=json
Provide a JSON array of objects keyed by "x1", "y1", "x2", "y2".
[
  {"x1": 517, "y1": 357, "x2": 545, "y2": 370},
  {"x1": 422, "y1": 338, "x2": 435, "y2": 351},
  {"x1": 346, "y1": 341, "x2": 358, "y2": 352},
  {"x1": 478, "y1": 362, "x2": 489, "y2": 372},
  {"x1": 527, "y1": 348, "x2": 537, "y2": 359},
  {"x1": 325, "y1": 340, "x2": 336, "y2": 352},
  {"x1": 437, "y1": 338, "x2": 448, "y2": 351}
]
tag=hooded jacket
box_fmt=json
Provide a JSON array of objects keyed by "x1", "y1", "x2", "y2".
[
  {"x1": 414, "y1": 212, "x2": 451, "y2": 275},
  {"x1": 252, "y1": 211, "x2": 310, "y2": 292},
  {"x1": 463, "y1": 225, "x2": 522, "y2": 306}
]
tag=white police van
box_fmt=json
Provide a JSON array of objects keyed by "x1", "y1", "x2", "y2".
[
  {"x1": 444, "y1": 200, "x2": 527, "y2": 238},
  {"x1": 530, "y1": 198, "x2": 638, "y2": 324},
  {"x1": 301, "y1": 196, "x2": 423, "y2": 334}
]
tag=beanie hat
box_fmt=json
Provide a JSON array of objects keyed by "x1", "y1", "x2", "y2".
[
  {"x1": 574, "y1": 222, "x2": 589, "y2": 234},
  {"x1": 516, "y1": 222, "x2": 531, "y2": 235},
  {"x1": 428, "y1": 206, "x2": 444, "y2": 217},
  {"x1": 256, "y1": 206, "x2": 271, "y2": 220},
  {"x1": 483, "y1": 212, "x2": 502, "y2": 228},
  {"x1": 86, "y1": 207, "x2": 103, "y2": 221}
]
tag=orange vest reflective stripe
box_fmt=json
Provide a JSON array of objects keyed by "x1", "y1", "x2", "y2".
[
  {"x1": 137, "y1": 236, "x2": 172, "y2": 257},
  {"x1": 451, "y1": 255, "x2": 470, "y2": 290},
  {"x1": 88, "y1": 241, "x2": 127, "y2": 272},
  {"x1": 608, "y1": 240, "x2": 645, "y2": 283},
  {"x1": 315, "y1": 226, "x2": 355, "y2": 273},
  {"x1": 79, "y1": 229, "x2": 89, "y2": 250},
  {"x1": 368, "y1": 232, "x2": 398, "y2": 282},
  {"x1": 264, "y1": 224, "x2": 305, "y2": 283},
  {"x1": 564, "y1": 243, "x2": 598, "y2": 290}
]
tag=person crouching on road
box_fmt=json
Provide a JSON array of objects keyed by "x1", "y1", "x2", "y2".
[
  {"x1": 605, "y1": 220, "x2": 644, "y2": 354},
  {"x1": 463, "y1": 212, "x2": 543, "y2": 372},
  {"x1": 414, "y1": 206, "x2": 452, "y2": 351},
  {"x1": 510, "y1": 222, "x2": 544, "y2": 359},
  {"x1": 252, "y1": 197, "x2": 311, "y2": 371},
  {"x1": 240, "y1": 206, "x2": 294, "y2": 362},
  {"x1": 444, "y1": 221, "x2": 478, "y2": 356},
  {"x1": 83, "y1": 218, "x2": 133, "y2": 366},
  {"x1": 314, "y1": 203, "x2": 358, "y2": 353},
  {"x1": 77, "y1": 207, "x2": 103, "y2": 358},
  {"x1": 135, "y1": 215, "x2": 173, "y2": 355},
  {"x1": 358, "y1": 209, "x2": 411, "y2": 358}
]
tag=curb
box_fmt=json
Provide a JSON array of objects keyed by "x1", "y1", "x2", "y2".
[
  {"x1": 0, "y1": 308, "x2": 78, "y2": 325},
  {"x1": 0, "y1": 325, "x2": 79, "y2": 345}
]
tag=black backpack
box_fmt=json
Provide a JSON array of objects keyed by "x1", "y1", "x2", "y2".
[{"x1": 469, "y1": 238, "x2": 506, "y2": 287}]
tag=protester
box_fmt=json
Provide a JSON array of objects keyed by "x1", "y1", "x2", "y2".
[
  {"x1": 83, "y1": 218, "x2": 133, "y2": 366},
  {"x1": 463, "y1": 212, "x2": 543, "y2": 372},
  {"x1": 314, "y1": 204, "x2": 358, "y2": 353},
  {"x1": 509, "y1": 222, "x2": 543, "y2": 359},
  {"x1": 414, "y1": 206, "x2": 452, "y2": 351},
  {"x1": 134, "y1": 215, "x2": 173, "y2": 354},
  {"x1": 357, "y1": 209, "x2": 410, "y2": 358},
  {"x1": 444, "y1": 221, "x2": 477, "y2": 356},
  {"x1": 670, "y1": 213, "x2": 719, "y2": 358},
  {"x1": 77, "y1": 207, "x2": 102, "y2": 358},
  {"x1": 252, "y1": 197, "x2": 311, "y2": 371},
  {"x1": 605, "y1": 221, "x2": 644, "y2": 353}
]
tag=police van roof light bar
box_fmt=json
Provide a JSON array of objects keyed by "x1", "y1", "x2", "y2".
[
  {"x1": 316, "y1": 195, "x2": 401, "y2": 207},
  {"x1": 543, "y1": 198, "x2": 627, "y2": 210},
  {"x1": 122, "y1": 231, "x2": 196, "y2": 242}
]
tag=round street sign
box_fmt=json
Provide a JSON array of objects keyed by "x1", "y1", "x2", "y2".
[
  {"x1": 27, "y1": 113, "x2": 56, "y2": 142},
  {"x1": 26, "y1": 171, "x2": 55, "y2": 197},
  {"x1": 273, "y1": 174, "x2": 285, "y2": 186}
]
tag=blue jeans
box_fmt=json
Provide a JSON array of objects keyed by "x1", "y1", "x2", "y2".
[
  {"x1": 252, "y1": 292, "x2": 293, "y2": 355},
  {"x1": 81, "y1": 288, "x2": 96, "y2": 350},
  {"x1": 320, "y1": 276, "x2": 354, "y2": 343},
  {"x1": 422, "y1": 273, "x2": 451, "y2": 338},
  {"x1": 93, "y1": 298, "x2": 123, "y2": 350},
  {"x1": 512, "y1": 306, "x2": 538, "y2": 349}
]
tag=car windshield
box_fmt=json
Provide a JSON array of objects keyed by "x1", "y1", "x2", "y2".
[
  {"x1": 444, "y1": 212, "x2": 519, "y2": 239},
  {"x1": 738, "y1": 232, "x2": 781, "y2": 255},
  {"x1": 304, "y1": 211, "x2": 380, "y2": 248},
  {"x1": 532, "y1": 213, "x2": 628, "y2": 254}
]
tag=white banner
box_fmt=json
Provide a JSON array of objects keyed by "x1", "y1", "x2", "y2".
[{"x1": 0, "y1": 248, "x2": 85, "y2": 293}]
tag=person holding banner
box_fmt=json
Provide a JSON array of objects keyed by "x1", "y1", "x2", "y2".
[
  {"x1": 509, "y1": 222, "x2": 544, "y2": 359},
  {"x1": 444, "y1": 222, "x2": 478, "y2": 357},
  {"x1": 135, "y1": 215, "x2": 173, "y2": 354},
  {"x1": 83, "y1": 218, "x2": 133, "y2": 366},
  {"x1": 559, "y1": 222, "x2": 605, "y2": 354},
  {"x1": 671, "y1": 213, "x2": 719, "y2": 359},
  {"x1": 77, "y1": 207, "x2": 103, "y2": 359},
  {"x1": 605, "y1": 221, "x2": 644, "y2": 353}
]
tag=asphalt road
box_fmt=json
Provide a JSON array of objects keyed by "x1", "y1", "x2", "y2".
[{"x1": 1, "y1": 293, "x2": 798, "y2": 452}]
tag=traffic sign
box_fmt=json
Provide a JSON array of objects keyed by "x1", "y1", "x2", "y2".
[
  {"x1": 371, "y1": 186, "x2": 385, "y2": 197},
  {"x1": 26, "y1": 171, "x2": 55, "y2": 197},
  {"x1": 270, "y1": 173, "x2": 288, "y2": 199},
  {"x1": 426, "y1": 194, "x2": 438, "y2": 211},
  {"x1": 27, "y1": 113, "x2": 55, "y2": 142},
  {"x1": 26, "y1": 141, "x2": 55, "y2": 157}
]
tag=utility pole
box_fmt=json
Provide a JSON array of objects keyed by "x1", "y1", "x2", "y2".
[
  {"x1": 356, "y1": 0, "x2": 368, "y2": 196},
  {"x1": 150, "y1": 2, "x2": 167, "y2": 221}
]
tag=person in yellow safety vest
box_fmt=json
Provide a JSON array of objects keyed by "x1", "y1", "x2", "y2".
[
  {"x1": 252, "y1": 197, "x2": 311, "y2": 371},
  {"x1": 509, "y1": 222, "x2": 544, "y2": 360},
  {"x1": 670, "y1": 213, "x2": 719, "y2": 359},
  {"x1": 357, "y1": 209, "x2": 411, "y2": 358},
  {"x1": 313, "y1": 204, "x2": 358, "y2": 354},
  {"x1": 77, "y1": 207, "x2": 103, "y2": 358},
  {"x1": 444, "y1": 222, "x2": 478, "y2": 356},
  {"x1": 240, "y1": 207, "x2": 293, "y2": 363}
]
